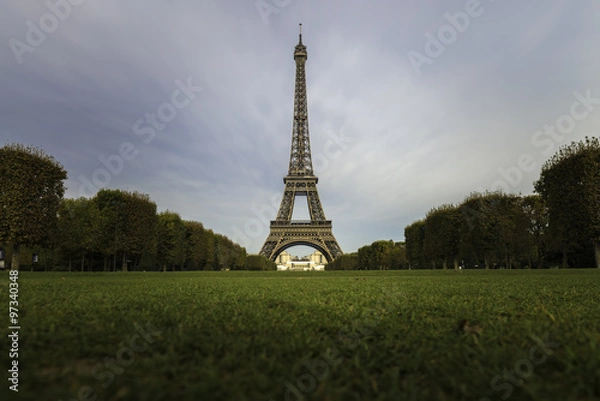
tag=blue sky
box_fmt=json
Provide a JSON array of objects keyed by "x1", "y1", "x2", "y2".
[{"x1": 1, "y1": 0, "x2": 599, "y2": 255}]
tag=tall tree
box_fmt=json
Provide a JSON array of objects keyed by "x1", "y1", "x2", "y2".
[
  {"x1": 199, "y1": 228, "x2": 216, "y2": 270},
  {"x1": 423, "y1": 204, "x2": 460, "y2": 269},
  {"x1": 232, "y1": 243, "x2": 247, "y2": 270},
  {"x1": 520, "y1": 195, "x2": 548, "y2": 268},
  {"x1": 214, "y1": 234, "x2": 227, "y2": 270},
  {"x1": 390, "y1": 242, "x2": 408, "y2": 270},
  {"x1": 157, "y1": 211, "x2": 186, "y2": 271},
  {"x1": 245, "y1": 254, "x2": 276, "y2": 270},
  {"x1": 535, "y1": 137, "x2": 600, "y2": 268},
  {"x1": 326, "y1": 253, "x2": 359, "y2": 270},
  {"x1": 354, "y1": 241, "x2": 407, "y2": 270},
  {"x1": 184, "y1": 220, "x2": 209, "y2": 270},
  {"x1": 0, "y1": 144, "x2": 67, "y2": 270},
  {"x1": 405, "y1": 220, "x2": 426, "y2": 269},
  {"x1": 371, "y1": 240, "x2": 394, "y2": 270},
  {"x1": 357, "y1": 244, "x2": 374, "y2": 270},
  {"x1": 94, "y1": 189, "x2": 127, "y2": 270},
  {"x1": 57, "y1": 198, "x2": 100, "y2": 271},
  {"x1": 459, "y1": 193, "x2": 495, "y2": 268},
  {"x1": 93, "y1": 189, "x2": 157, "y2": 271},
  {"x1": 458, "y1": 192, "x2": 532, "y2": 269},
  {"x1": 491, "y1": 193, "x2": 532, "y2": 269}
]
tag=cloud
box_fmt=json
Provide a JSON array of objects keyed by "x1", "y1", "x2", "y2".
[{"x1": 1, "y1": 0, "x2": 599, "y2": 254}]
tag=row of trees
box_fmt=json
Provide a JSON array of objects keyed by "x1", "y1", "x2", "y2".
[
  {"x1": 0, "y1": 143, "x2": 274, "y2": 271},
  {"x1": 3, "y1": 136, "x2": 597, "y2": 270},
  {"x1": 2, "y1": 189, "x2": 253, "y2": 271},
  {"x1": 313, "y1": 138, "x2": 600, "y2": 271},
  {"x1": 326, "y1": 253, "x2": 358, "y2": 270},
  {"x1": 404, "y1": 193, "x2": 548, "y2": 269},
  {"x1": 535, "y1": 137, "x2": 600, "y2": 268},
  {"x1": 57, "y1": 190, "x2": 250, "y2": 271},
  {"x1": 0, "y1": 144, "x2": 67, "y2": 270},
  {"x1": 327, "y1": 240, "x2": 407, "y2": 270},
  {"x1": 404, "y1": 137, "x2": 600, "y2": 269}
]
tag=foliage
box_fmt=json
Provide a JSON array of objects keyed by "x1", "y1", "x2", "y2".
[
  {"x1": 423, "y1": 204, "x2": 460, "y2": 269},
  {"x1": 404, "y1": 220, "x2": 426, "y2": 268},
  {"x1": 535, "y1": 137, "x2": 600, "y2": 268},
  {"x1": 0, "y1": 143, "x2": 67, "y2": 270},
  {"x1": 460, "y1": 192, "x2": 533, "y2": 269},
  {"x1": 214, "y1": 233, "x2": 246, "y2": 270},
  {"x1": 57, "y1": 197, "x2": 101, "y2": 271},
  {"x1": 358, "y1": 240, "x2": 407, "y2": 270},
  {"x1": 407, "y1": 193, "x2": 548, "y2": 269},
  {"x1": 184, "y1": 221, "x2": 206, "y2": 270},
  {"x1": 157, "y1": 211, "x2": 187, "y2": 271},
  {"x1": 93, "y1": 189, "x2": 158, "y2": 271},
  {"x1": 245, "y1": 254, "x2": 276, "y2": 270},
  {"x1": 357, "y1": 244, "x2": 373, "y2": 269},
  {"x1": 326, "y1": 252, "x2": 359, "y2": 270},
  {"x1": 6, "y1": 188, "x2": 247, "y2": 271},
  {"x1": 521, "y1": 194, "x2": 549, "y2": 268}
]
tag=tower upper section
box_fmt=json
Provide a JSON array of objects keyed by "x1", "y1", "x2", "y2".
[{"x1": 287, "y1": 24, "x2": 314, "y2": 177}]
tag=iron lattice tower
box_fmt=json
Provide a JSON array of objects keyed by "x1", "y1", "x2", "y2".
[{"x1": 259, "y1": 25, "x2": 343, "y2": 262}]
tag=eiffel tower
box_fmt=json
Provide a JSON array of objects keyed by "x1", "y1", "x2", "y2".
[{"x1": 259, "y1": 24, "x2": 343, "y2": 262}]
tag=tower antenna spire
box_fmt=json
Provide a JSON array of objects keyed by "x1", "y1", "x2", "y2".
[{"x1": 299, "y1": 23, "x2": 302, "y2": 43}]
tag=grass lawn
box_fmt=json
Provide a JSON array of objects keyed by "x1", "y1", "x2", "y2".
[{"x1": 1, "y1": 269, "x2": 599, "y2": 401}]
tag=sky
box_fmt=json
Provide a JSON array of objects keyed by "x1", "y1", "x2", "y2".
[{"x1": 1, "y1": 0, "x2": 599, "y2": 256}]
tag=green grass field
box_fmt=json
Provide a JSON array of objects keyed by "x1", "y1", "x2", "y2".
[{"x1": 1, "y1": 270, "x2": 599, "y2": 401}]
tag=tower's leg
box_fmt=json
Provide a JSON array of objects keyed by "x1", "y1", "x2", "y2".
[
  {"x1": 306, "y1": 183, "x2": 326, "y2": 221},
  {"x1": 276, "y1": 187, "x2": 295, "y2": 221}
]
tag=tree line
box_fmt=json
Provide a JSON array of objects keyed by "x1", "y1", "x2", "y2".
[
  {"x1": 328, "y1": 137, "x2": 599, "y2": 270},
  {"x1": 404, "y1": 193, "x2": 548, "y2": 269},
  {"x1": 0, "y1": 143, "x2": 275, "y2": 271},
  {"x1": 3, "y1": 137, "x2": 598, "y2": 270},
  {"x1": 326, "y1": 240, "x2": 408, "y2": 270},
  {"x1": 405, "y1": 137, "x2": 600, "y2": 269}
]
